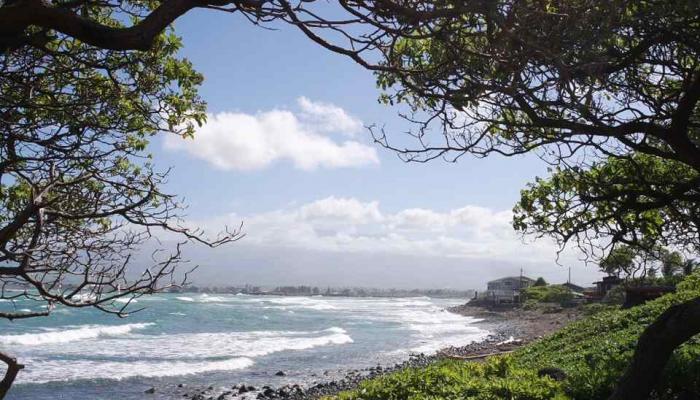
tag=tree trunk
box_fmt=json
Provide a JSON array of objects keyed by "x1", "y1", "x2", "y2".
[
  {"x1": 608, "y1": 296, "x2": 700, "y2": 400},
  {"x1": 0, "y1": 351, "x2": 23, "y2": 399}
]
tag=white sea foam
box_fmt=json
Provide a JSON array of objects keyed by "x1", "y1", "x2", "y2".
[
  {"x1": 70, "y1": 293, "x2": 97, "y2": 304},
  {"x1": 113, "y1": 298, "x2": 137, "y2": 304},
  {"x1": 198, "y1": 294, "x2": 229, "y2": 303},
  {"x1": 33, "y1": 327, "x2": 353, "y2": 360},
  {"x1": 19, "y1": 357, "x2": 254, "y2": 384},
  {"x1": 0, "y1": 323, "x2": 154, "y2": 346},
  {"x1": 175, "y1": 294, "x2": 232, "y2": 303},
  {"x1": 10, "y1": 294, "x2": 490, "y2": 389},
  {"x1": 313, "y1": 297, "x2": 488, "y2": 354},
  {"x1": 264, "y1": 297, "x2": 337, "y2": 310}
]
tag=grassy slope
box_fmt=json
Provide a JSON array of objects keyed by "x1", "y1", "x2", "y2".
[{"x1": 329, "y1": 274, "x2": 700, "y2": 400}]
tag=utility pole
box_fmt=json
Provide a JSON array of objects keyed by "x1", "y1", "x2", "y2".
[
  {"x1": 568, "y1": 266, "x2": 571, "y2": 284},
  {"x1": 519, "y1": 267, "x2": 524, "y2": 305}
]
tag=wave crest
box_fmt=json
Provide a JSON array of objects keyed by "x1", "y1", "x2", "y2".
[{"x1": 0, "y1": 323, "x2": 153, "y2": 346}]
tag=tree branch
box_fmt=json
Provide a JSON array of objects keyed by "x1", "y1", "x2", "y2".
[
  {"x1": 0, "y1": 352, "x2": 24, "y2": 399},
  {"x1": 0, "y1": 0, "x2": 265, "y2": 51}
]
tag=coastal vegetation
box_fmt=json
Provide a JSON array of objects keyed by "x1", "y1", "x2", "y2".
[
  {"x1": 328, "y1": 273, "x2": 700, "y2": 400},
  {"x1": 522, "y1": 285, "x2": 574, "y2": 308}
]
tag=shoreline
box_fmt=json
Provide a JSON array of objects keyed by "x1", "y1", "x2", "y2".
[{"x1": 173, "y1": 303, "x2": 580, "y2": 400}]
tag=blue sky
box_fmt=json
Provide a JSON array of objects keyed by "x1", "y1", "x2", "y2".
[{"x1": 149, "y1": 10, "x2": 602, "y2": 289}]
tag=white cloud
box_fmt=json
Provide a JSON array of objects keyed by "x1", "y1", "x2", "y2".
[
  {"x1": 201, "y1": 197, "x2": 569, "y2": 264},
  {"x1": 163, "y1": 98, "x2": 377, "y2": 171},
  {"x1": 299, "y1": 197, "x2": 382, "y2": 224},
  {"x1": 297, "y1": 97, "x2": 363, "y2": 135}
]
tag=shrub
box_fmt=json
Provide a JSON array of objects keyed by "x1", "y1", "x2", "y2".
[
  {"x1": 333, "y1": 357, "x2": 568, "y2": 400},
  {"x1": 523, "y1": 285, "x2": 574, "y2": 305},
  {"x1": 580, "y1": 303, "x2": 618, "y2": 316}
]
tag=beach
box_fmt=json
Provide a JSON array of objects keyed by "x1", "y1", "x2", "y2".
[{"x1": 171, "y1": 302, "x2": 581, "y2": 400}]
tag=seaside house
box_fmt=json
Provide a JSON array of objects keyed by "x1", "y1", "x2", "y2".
[{"x1": 483, "y1": 276, "x2": 535, "y2": 304}]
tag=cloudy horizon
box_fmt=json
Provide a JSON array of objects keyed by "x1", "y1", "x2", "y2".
[{"x1": 143, "y1": 10, "x2": 604, "y2": 290}]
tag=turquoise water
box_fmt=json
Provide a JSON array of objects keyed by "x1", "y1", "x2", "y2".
[{"x1": 0, "y1": 294, "x2": 487, "y2": 399}]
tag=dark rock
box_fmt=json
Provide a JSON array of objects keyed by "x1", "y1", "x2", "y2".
[
  {"x1": 247, "y1": 385, "x2": 256, "y2": 391},
  {"x1": 537, "y1": 367, "x2": 568, "y2": 382},
  {"x1": 238, "y1": 386, "x2": 249, "y2": 393},
  {"x1": 275, "y1": 370, "x2": 286, "y2": 376},
  {"x1": 145, "y1": 387, "x2": 156, "y2": 394}
]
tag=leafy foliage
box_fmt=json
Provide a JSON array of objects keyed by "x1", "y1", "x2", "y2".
[
  {"x1": 333, "y1": 356, "x2": 567, "y2": 400},
  {"x1": 0, "y1": 6, "x2": 237, "y2": 318},
  {"x1": 523, "y1": 285, "x2": 574, "y2": 305},
  {"x1": 513, "y1": 154, "x2": 699, "y2": 260}
]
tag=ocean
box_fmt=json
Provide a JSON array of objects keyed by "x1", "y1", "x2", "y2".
[{"x1": 0, "y1": 294, "x2": 488, "y2": 399}]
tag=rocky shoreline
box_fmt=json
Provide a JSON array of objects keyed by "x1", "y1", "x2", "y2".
[{"x1": 160, "y1": 304, "x2": 579, "y2": 400}]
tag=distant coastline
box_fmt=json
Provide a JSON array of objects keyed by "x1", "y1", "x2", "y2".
[{"x1": 165, "y1": 284, "x2": 476, "y2": 299}]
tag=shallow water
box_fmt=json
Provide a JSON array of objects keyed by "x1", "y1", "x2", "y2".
[{"x1": 0, "y1": 294, "x2": 487, "y2": 399}]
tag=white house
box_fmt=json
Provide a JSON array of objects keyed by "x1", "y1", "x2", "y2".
[{"x1": 483, "y1": 276, "x2": 535, "y2": 304}]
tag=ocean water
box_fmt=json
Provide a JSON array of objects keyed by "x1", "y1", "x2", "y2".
[{"x1": 0, "y1": 294, "x2": 488, "y2": 399}]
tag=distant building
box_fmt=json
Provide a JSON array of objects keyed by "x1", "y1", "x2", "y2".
[
  {"x1": 584, "y1": 275, "x2": 623, "y2": 301},
  {"x1": 595, "y1": 276, "x2": 623, "y2": 296},
  {"x1": 483, "y1": 276, "x2": 535, "y2": 304}
]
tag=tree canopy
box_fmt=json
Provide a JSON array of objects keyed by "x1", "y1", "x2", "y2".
[{"x1": 0, "y1": 10, "x2": 239, "y2": 318}]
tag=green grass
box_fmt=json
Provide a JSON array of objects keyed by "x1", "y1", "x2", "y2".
[{"x1": 328, "y1": 273, "x2": 700, "y2": 400}]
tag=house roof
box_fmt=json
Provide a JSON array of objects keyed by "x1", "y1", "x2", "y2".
[
  {"x1": 562, "y1": 282, "x2": 586, "y2": 292},
  {"x1": 593, "y1": 276, "x2": 623, "y2": 284},
  {"x1": 488, "y1": 276, "x2": 535, "y2": 284}
]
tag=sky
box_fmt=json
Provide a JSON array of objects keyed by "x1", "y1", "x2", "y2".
[{"x1": 147, "y1": 9, "x2": 604, "y2": 290}]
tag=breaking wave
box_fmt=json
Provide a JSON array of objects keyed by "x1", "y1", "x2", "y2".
[
  {"x1": 20, "y1": 357, "x2": 254, "y2": 384},
  {"x1": 0, "y1": 323, "x2": 154, "y2": 346}
]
